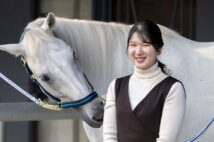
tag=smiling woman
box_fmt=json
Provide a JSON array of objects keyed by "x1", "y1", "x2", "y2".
[{"x1": 103, "y1": 20, "x2": 186, "y2": 142}]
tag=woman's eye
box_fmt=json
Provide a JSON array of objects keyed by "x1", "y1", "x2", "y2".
[
  {"x1": 129, "y1": 44, "x2": 136, "y2": 47},
  {"x1": 143, "y1": 44, "x2": 150, "y2": 47}
]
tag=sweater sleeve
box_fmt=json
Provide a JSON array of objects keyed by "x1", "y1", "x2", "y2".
[
  {"x1": 156, "y1": 82, "x2": 186, "y2": 142},
  {"x1": 103, "y1": 79, "x2": 118, "y2": 142}
]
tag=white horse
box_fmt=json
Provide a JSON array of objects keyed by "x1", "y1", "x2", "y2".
[{"x1": 1, "y1": 13, "x2": 214, "y2": 142}]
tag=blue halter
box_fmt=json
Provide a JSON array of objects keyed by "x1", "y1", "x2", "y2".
[{"x1": 20, "y1": 56, "x2": 98, "y2": 108}]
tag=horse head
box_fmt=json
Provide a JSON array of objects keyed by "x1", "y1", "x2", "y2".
[{"x1": 0, "y1": 13, "x2": 104, "y2": 128}]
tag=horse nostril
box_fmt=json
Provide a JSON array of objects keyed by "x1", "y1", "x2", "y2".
[{"x1": 92, "y1": 116, "x2": 103, "y2": 122}]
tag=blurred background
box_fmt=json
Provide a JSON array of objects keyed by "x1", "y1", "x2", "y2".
[{"x1": 0, "y1": 0, "x2": 213, "y2": 142}]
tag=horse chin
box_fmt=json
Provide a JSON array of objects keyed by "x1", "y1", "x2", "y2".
[
  {"x1": 84, "y1": 117, "x2": 103, "y2": 128},
  {"x1": 78, "y1": 107, "x2": 104, "y2": 128},
  {"x1": 82, "y1": 110, "x2": 103, "y2": 128}
]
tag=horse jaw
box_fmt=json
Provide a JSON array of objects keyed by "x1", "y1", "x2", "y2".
[
  {"x1": 41, "y1": 13, "x2": 56, "y2": 32},
  {"x1": 0, "y1": 43, "x2": 24, "y2": 57}
]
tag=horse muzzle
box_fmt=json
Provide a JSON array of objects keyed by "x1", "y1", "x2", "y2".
[{"x1": 81, "y1": 98, "x2": 104, "y2": 128}]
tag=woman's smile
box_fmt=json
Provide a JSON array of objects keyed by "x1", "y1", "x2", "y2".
[{"x1": 135, "y1": 56, "x2": 146, "y2": 63}]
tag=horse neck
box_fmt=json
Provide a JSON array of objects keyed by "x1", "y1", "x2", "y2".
[{"x1": 54, "y1": 19, "x2": 133, "y2": 94}]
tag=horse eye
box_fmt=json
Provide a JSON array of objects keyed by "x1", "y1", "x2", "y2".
[
  {"x1": 41, "y1": 74, "x2": 50, "y2": 82},
  {"x1": 73, "y1": 51, "x2": 78, "y2": 60}
]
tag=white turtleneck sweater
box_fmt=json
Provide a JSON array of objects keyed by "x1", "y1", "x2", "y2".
[{"x1": 103, "y1": 62, "x2": 186, "y2": 142}]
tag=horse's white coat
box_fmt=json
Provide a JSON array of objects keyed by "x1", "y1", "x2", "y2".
[{"x1": 1, "y1": 14, "x2": 214, "y2": 141}]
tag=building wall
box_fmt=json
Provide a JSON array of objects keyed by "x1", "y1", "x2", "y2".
[
  {"x1": 196, "y1": 0, "x2": 214, "y2": 41},
  {"x1": 40, "y1": 0, "x2": 92, "y2": 19}
]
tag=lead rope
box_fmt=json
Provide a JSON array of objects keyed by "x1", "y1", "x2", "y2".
[
  {"x1": 0, "y1": 72, "x2": 105, "y2": 110},
  {"x1": 185, "y1": 117, "x2": 214, "y2": 142},
  {"x1": 0, "y1": 72, "x2": 62, "y2": 111}
]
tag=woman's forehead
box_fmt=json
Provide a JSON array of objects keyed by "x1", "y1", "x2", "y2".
[{"x1": 129, "y1": 32, "x2": 150, "y2": 44}]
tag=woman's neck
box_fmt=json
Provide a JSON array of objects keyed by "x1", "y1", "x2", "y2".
[{"x1": 133, "y1": 62, "x2": 162, "y2": 79}]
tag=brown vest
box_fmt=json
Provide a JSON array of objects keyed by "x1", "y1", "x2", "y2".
[{"x1": 115, "y1": 75, "x2": 179, "y2": 142}]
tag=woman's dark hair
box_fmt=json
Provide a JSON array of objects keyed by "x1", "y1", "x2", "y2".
[{"x1": 127, "y1": 20, "x2": 170, "y2": 74}]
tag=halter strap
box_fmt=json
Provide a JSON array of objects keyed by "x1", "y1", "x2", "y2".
[
  {"x1": 21, "y1": 56, "x2": 61, "y2": 102},
  {"x1": 59, "y1": 91, "x2": 97, "y2": 108},
  {"x1": 20, "y1": 56, "x2": 98, "y2": 108}
]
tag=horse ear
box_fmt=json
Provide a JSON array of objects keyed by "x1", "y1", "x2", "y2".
[
  {"x1": 0, "y1": 43, "x2": 24, "y2": 57},
  {"x1": 41, "y1": 12, "x2": 56, "y2": 32}
]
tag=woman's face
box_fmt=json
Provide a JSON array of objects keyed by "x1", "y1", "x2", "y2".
[{"x1": 128, "y1": 32, "x2": 160, "y2": 70}]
